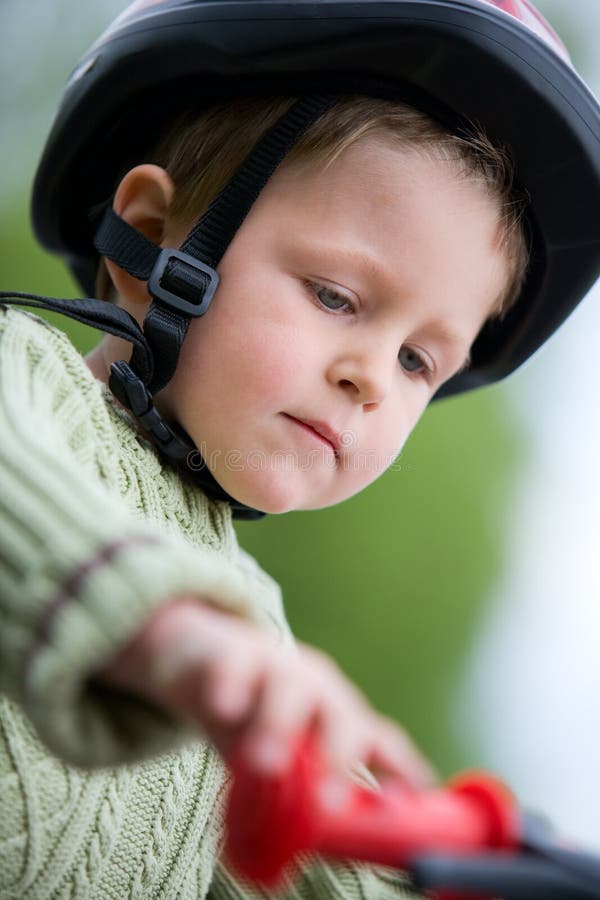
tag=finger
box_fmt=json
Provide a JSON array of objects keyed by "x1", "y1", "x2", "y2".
[
  {"x1": 242, "y1": 648, "x2": 379, "y2": 775},
  {"x1": 201, "y1": 651, "x2": 261, "y2": 723},
  {"x1": 315, "y1": 702, "x2": 367, "y2": 773},
  {"x1": 240, "y1": 658, "x2": 317, "y2": 773},
  {"x1": 364, "y1": 718, "x2": 438, "y2": 788},
  {"x1": 304, "y1": 661, "x2": 374, "y2": 770}
]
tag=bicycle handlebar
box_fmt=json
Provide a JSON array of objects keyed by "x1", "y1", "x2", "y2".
[{"x1": 224, "y1": 736, "x2": 600, "y2": 900}]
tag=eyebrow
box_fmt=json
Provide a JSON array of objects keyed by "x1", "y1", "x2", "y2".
[
  {"x1": 326, "y1": 245, "x2": 393, "y2": 291},
  {"x1": 298, "y1": 240, "x2": 393, "y2": 292}
]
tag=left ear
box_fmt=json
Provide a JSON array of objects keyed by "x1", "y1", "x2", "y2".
[{"x1": 104, "y1": 164, "x2": 177, "y2": 310}]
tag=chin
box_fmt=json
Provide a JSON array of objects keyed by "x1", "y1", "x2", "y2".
[
  {"x1": 215, "y1": 470, "x2": 307, "y2": 515},
  {"x1": 217, "y1": 470, "x2": 339, "y2": 515}
]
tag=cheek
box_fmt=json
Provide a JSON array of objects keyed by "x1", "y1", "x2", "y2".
[{"x1": 172, "y1": 302, "x2": 312, "y2": 418}]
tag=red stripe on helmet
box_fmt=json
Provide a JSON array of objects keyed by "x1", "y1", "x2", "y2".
[{"x1": 476, "y1": 0, "x2": 570, "y2": 61}]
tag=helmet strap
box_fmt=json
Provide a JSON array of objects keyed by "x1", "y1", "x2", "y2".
[{"x1": 93, "y1": 95, "x2": 336, "y2": 517}]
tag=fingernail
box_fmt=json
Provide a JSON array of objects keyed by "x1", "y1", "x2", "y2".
[
  {"x1": 318, "y1": 775, "x2": 351, "y2": 812},
  {"x1": 410, "y1": 763, "x2": 438, "y2": 789},
  {"x1": 213, "y1": 684, "x2": 244, "y2": 718},
  {"x1": 246, "y1": 736, "x2": 291, "y2": 774}
]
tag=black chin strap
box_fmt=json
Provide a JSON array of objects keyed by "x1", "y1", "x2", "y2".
[{"x1": 2, "y1": 96, "x2": 336, "y2": 520}]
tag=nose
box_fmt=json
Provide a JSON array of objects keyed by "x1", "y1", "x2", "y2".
[{"x1": 327, "y1": 342, "x2": 396, "y2": 408}]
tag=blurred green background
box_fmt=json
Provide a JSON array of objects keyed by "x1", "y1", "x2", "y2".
[{"x1": 0, "y1": 1, "x2": 582, "y2": 782}]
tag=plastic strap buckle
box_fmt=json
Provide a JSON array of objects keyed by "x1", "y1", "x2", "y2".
[
  {"x1": 148, "y1": 248, "x2": 219, "y2": 317},
  {"x1": 109, "y1": 360, "x2": 191, "y2": 464}
]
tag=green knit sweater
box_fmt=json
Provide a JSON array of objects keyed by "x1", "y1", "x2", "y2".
[{"x1": 0, "y1": 307, "x2": 421, "y2": 899}]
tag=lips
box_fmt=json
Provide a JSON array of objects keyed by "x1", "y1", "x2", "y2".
[{"x1": 284, "y1": 414, "x2": 341, "y2": 457}]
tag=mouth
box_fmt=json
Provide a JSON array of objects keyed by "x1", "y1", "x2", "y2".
[{"x1": 283, "y1": 414, "x2": 340, "y2": 458}]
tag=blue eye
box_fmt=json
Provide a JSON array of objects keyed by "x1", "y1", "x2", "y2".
[
  {"x1": 311, "y1": 283, "x2": 353, "y2": 312},
  {"x1": 398, "y1": 345, "x2": 427, "y2": 374}
]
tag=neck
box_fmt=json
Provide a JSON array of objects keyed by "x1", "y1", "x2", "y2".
[{"x1": 85, "y1": 332, "x2": 133, "y2": 386}]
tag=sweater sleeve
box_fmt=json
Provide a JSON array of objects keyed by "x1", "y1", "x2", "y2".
[{"x1": 0, "y1": 308, "x2": 274, "y2": 768}]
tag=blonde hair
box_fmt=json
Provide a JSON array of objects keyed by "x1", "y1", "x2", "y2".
[{"x1": 97, "y1": 95, "x2": 529, "y2": 315}]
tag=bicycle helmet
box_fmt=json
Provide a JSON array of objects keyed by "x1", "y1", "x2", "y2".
[{"x1": 30, "y1": 0, "x2": 600, "y2": 399}]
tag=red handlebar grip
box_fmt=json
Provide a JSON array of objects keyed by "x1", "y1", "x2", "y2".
[
  {"x1": 225, "y1": 737, "x2": 520, "y2": 889},
  {"x1": 225, "y1": 736, "x2": 324, "y2": 885}
]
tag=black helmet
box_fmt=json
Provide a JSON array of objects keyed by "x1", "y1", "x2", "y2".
[{"x1": 32, "y1": 0, "x2": 600, "y2": 397}]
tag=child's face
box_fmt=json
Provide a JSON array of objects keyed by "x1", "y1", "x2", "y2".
[{"x1": 157, "y1": 137, "x2": 508, "y2": 514}]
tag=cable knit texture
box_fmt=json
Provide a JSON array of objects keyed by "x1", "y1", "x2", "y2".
[{"x1": 0, "y1": 307, "x2": 421, "y2": 899}]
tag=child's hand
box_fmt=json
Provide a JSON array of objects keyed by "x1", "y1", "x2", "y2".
[{"x1": 96, "y1": 599, "x2": 435, "y2": 787}]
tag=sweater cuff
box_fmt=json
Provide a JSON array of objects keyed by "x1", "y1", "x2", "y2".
[{"x1": 22, "y1": 532, "x2": 266, "y2": 768}]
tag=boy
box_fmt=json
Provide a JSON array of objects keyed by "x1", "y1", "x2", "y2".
[{"x1": 1, "y1": 1, "x2": 599, "y2": 897}]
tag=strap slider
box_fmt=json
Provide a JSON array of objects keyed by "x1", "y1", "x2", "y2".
[{"x1": 148, "y1": 248, "x2": 219, "y2": 316}]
